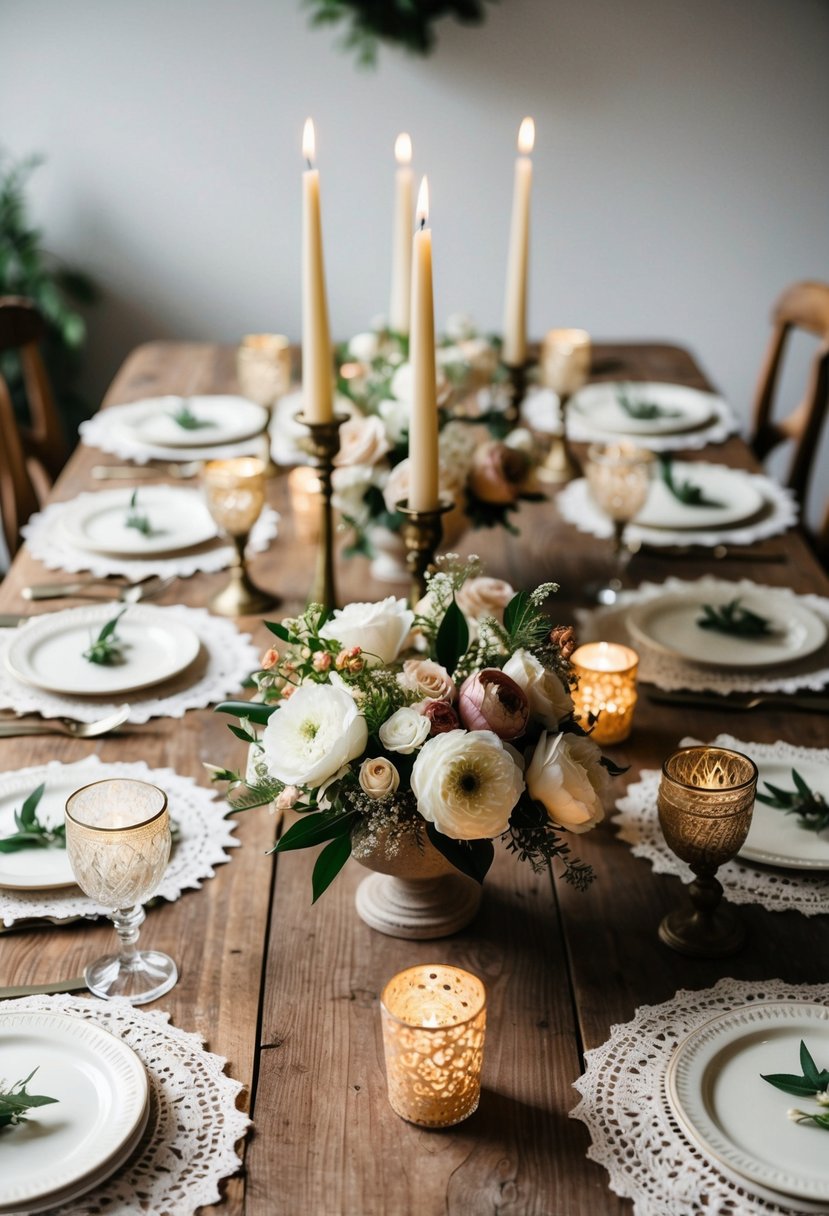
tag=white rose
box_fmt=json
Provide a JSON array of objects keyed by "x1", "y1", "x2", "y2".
[
  {"x1": 502, "y1": 648, "x2": 574, "y2": 728},
  {"x1": 379, "y1": 706, "x2": 431, "y2": 754},
  {"x1": 411, "y1": 729, "x2": 525, "y2": 840},
  {"x1": 319, "y1": 596, "x2": 414, "y2": 666},
  {"x1": 359, "y1": 757, "x2": 400, "y2": 798},
  {"x1": 455, "y1": 576, "x2": 515, "y2": 624},
  {"x1": 332, "y1": 464, "x2": 373, "y2": 526},
  {"x1": 526, "y1": 731, "x2": 607, "y2": 834},
  {"x1": 348, "y1": 331, "x2": 380, "y2": 362},
  {"x1": 378, "y1": 397, "x2": 410, "y2": 445},
  {"x1": 391, "y1": 361, "x2": 449, "y2": 406},
  {"x1": 261, "y1": 684, "x2": 368, "y2": 789},
  {"x1": 335, "y1": 413, "x2": 390, "y2": 468},
  {"x1": 399, "y1": 658, "x2": 457, "y2": 702}
]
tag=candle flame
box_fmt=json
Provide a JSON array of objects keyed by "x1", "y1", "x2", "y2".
[
  {"x1": 416, "y1": 175, "x2": 429, "y2": 228},
  {"x1": 395, "y1": 132, "x2": 412, "y2": 166},
  {"x1": 518, "y1": 116, "x2": 535, "y2": 155},
  {"x1": 302, "y1": 117, "x2": 315, "y2": 165}
]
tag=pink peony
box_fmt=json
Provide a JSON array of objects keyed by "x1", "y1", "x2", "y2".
[
  {"x1": 468, "y1": 441, "x2": 531, "y2": 505},
  {"x1": 457, "y1": 669, "x2": 530, "y2": 740}
]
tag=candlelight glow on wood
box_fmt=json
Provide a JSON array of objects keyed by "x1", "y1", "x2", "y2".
[
  {"x1": 502, "y1": 116, "x2": 535, "y2": 368},
  {"x1": 571, "y1": 641, "x2": 639, "y2": 744},
  {"x1": 381, "y1": 964, "x2": 486, "y2": 1127},
  {"x1": 287, "y1": 465, "x2": 322, "y2": 544},
  {"x1": 390, "y1": 132, "x2": 414, "y2": 335}
]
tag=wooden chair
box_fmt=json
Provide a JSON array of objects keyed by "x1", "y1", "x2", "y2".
[
  {"x1": 750, "y1": 280, "x2": 829, "y2": 505},
  {"x1": 0, "y1": 295, "x2": 68, "y2": 487},
  {"x1": 0, "y1": 374, "x2": 39, "y2": 559}
]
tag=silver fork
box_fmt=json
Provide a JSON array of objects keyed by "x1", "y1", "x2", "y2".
[
  {"x1": 23, "y1": 575, "x2": 176, "y2": 603},
  {"x1": 0, "y1": 704, "x2": 131, "y2": 738}
]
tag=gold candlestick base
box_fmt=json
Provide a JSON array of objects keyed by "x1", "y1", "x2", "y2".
[
  {"x1": 658, "y1": 870, "x2": 745, "y2": 958},
  {"x1": 259, "y1": 408, "x2": 279, "y2": 479},
  {"x1": 295, "y1": 411, "x2": 347, "y2": 615},
  {"x1": 397, "y1": 500, "x2": 454, "y2": 607},
  {"x1": 209, "y1": 536, "x2": 279, "y2": 618},
  {"x1": 537, "y1": 395, "x2": 580, "y2": 484},
  {"x1": 500, "y1": 360, "x2": 531, "y2": 426}
]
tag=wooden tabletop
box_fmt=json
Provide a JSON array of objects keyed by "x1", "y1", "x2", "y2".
[{"x1": 1, "y1": 340, "x2": 827, "y2": 1216}]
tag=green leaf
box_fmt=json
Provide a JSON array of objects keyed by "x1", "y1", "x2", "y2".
[
  {"x1": 19, "y1": 782, "x2": 45, "y2": 829},
  {"x1": 276, "y1": 811, "x2": 355, "y2": 853},
  {"x1": 801, "y1": 1040, "x2": 820, "y2": 1088},
  {"x1": 311, "y1": 833, "x2": 352, "y2": 902},
  {"x1": 265, "y1": 621, "x2": 293, "y2": 643},
  {"x1": 227, "y1": 723, "x2": 257, "y2": 744},
  {"x1": 426, "y1": 824, "x2": 494, "y2": 884},
  {"x1": 793, "y1": 770, "x2": 812, "y2": 800},
  {"x1": 98, "y1": 608, "x2": 126, "y2": 642},
  {"x1": 214, "y1": 700, "x2": 276, "y2": 725},
  {"x1": 435, "y1": 597, "x2": 469, "y2": 673},
  {"x1": 504, "y1": 590, "x2": 530, "y2": 635},
  {"x1": 761, "y1": 1072, "x2": 822, "y2": 1097}
]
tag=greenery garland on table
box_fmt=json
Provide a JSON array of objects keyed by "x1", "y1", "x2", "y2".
[{"x1": 305, "y1": 0, "x2": 496, "y2": 66}]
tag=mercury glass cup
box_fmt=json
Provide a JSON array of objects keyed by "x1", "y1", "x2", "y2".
[
  {"x1": 585, "y1": 442, "x2": 654, "y2": 604},
  {"x1": 202, "y1": 455, "x2": 277, "y2": 616},
  {"x1": 538, "y1": 328, "x2": 591, "y2": 483},
  {"x1": 65, "y1": 778, "x2": 177, "y2": 1005},
  {"x1": 657, "y1": 746, "x2": 758, "y2": 958}
]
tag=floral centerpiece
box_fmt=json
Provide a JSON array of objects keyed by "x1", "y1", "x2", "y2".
[
  {"x1": 212, "y1": 558, "x2": 622, "y2": 936},
  {"x1": 332, "y1": 318, "x2": 541, "y2": 573}
]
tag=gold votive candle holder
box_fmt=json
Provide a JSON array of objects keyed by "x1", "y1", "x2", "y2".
[
  {"x1": 381, "y1": 964, "x2": 486, "y2": 1128},
  {"x1": 541, "y1": 327, "x2": 591, "y2": 397},
  {"x1": 236, "y1": 333, "x2": 292, "y2": 406},
  {"x1": 288, "y1": 466, "x2": 322, "y2": 545},
  {"x1": 571, "y1": 641, "x2": 639, "y2": 745},
  {"x1": 202, "y1": 456, "x2": 277, "y2": 616}
]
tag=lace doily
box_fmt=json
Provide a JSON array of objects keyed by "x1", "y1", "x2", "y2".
[
  {"x1": 557, "y1": 475, "x2": 797, "y2": 547},
  {"x1": 80, "y1": 403, "x2": 268, "y2": 464},
  {"x1": 0, "y1": 754, "x2": 238, "y2": 927},
  {"x1": 571, "y1": 977, "x2": 829, "y2": 1216},
  {"x1": 520, "y1": 386, "x2": 739, "y2": 451},
  {"x1": 1, "y1": 993, "x2": 249, "y2": 1214},
  {"x1": 0, "y1": 604, "x2": 259, "y2": 723},
  {"x1": 614, "y1": 737, "x2": 829, "y2": 918},
  {"x1": 577, "y1": 577, "x2": 829, "y2": 694},
  {"x1": 21, "y1": 497, "x2": 279, "y2": 581}
]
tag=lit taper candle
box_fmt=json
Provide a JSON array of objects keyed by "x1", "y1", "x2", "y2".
[
  {"x1": 390, "y1": 132, "x2": 413, "y2": 336},
  {"x1": 301, "y1": 118, "x2": 334, "y2": 423},
  {"x1": 408, "y1": 176, "x2": 439, "y2": 511},
  {"x1": 501, "y1": 117, "x2": 535, "y2": 368}
]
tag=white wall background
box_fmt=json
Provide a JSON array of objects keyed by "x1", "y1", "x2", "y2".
[{"x1": 2, "y1": 0, "x2": 828, "y2": 516}]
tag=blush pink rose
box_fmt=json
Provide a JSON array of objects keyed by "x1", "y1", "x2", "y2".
[{"x1": 468, "y1": 441, "x2": 531, "y2": 505}]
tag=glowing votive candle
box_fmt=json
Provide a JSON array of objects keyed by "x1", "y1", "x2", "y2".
[
  {"x1": 237, "y1": 334, "x2": 291, "y2": 407},
  {"x1": 381, "y1": 964, "x2": 486, "y2": 1128},
  {"x1": 571, "y1": 641, "x2": 639, "y2": 745},
  {"x1": 541, "y1": 328, "x2": 591, "y2": 398},
  {"x1": 287, "y1": 465, "x2": 322, "y2": 545}
]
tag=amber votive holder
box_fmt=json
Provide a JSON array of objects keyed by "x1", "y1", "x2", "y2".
[
  {"x1": 381, "y1": 964, "x2": 486, "y2": 1128},
  {"x1": 287, "y1": 466, "x2": 322, "y2": 545},
  {"x1": 571, "y1": 641, "x2": 639, "y2": 745}
]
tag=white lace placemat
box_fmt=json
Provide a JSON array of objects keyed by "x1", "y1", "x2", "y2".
[
  {"x1": 571, "y1": 976, "x2": 829, "y2": 1216},
  {"x1": 0, "y1": 755, "x2": 238, "y2": 927},
  {"x1": 1, "y1": 993, "x2": 249, "y2": 1214},
  {"x1": 557, "y1": 474, "x2": 797, "y2": 547},
  {"x1": 0, "y1": 604, "x2": 260, "y2": 723},
  {"x1": 80, "y1": 402, "x2": 268, "y2": 464},
  {"x1": 521, "y1": 386, "x2": 739, "y2": 451},
  {"x1": 614, "y1": 737, "x2": 829, "y2": 918},
  {"x1": 576, "y1": 577, "x2": 829, "y2": 694},
  {"x1": 21, "y1": 497, "x2": 280, "y2": 581}
]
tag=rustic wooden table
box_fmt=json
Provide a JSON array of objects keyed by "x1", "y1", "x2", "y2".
[{"x1": 1, "y1": 340, "x2": 827, "y2": 1216}]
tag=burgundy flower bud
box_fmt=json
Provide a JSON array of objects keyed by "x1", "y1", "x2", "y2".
[
  {"x1": 457, "y1": 668, "x2": 530, "y2": 740},
  {"x1": 422, "y1": 699, "x2": 460, "y2": 735}
]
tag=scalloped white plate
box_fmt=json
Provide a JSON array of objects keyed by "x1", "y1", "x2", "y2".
[
  {"x1": 741, "y1": 754, "x2": 829, "y2": 870},
  {"x1": 570, "y1": 381, "x2": 719, "y2": 436},
  {"x1": 634, "y1": 463, "x2": 766, "y2": 531},
  {"x1": 666, "y1": 1002, "x2": 829, "y2": 1203},
  {"x1": 0, "y1": 1010, "x2": 148, "y2": 1213},
  {"x1": 122, "y1": 394, "x2": 268, "y2": 448},
  {"x1": 58, "y1": 485, "x2": 219, "y2": 556}
]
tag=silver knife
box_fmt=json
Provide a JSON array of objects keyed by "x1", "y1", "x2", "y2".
[{"x1": 0, "y1": 976, "x2": 88, "y2": 999}]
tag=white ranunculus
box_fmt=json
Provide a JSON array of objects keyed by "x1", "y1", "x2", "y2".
[
  {"x1": 261, "y1": 684, "x2": 368, "y2": 789},
  {"x1": 378, "y1": 397, "x2": 410, "y2": 445},
  {"x1": 525, "y1": 731, "x2": 607, "y2": 834},
  {"x1": 348, "y1": 331, "x2": 380, "y2": 362},
  {"x1": 502, "y1": 648, "x2": 574, "y2": 729},
  {"x1": 379, "y1": 706, "x2": 431, "y2": 754},
  {"x1": 319, "y1": 596, "x2": 414, "y2": 666},
  {"x1": 359, "y1": 757, "x2": 400, "y2": 798},
  {"x1": 411, "y1": 729, "x2": 525, "y2": 840}
]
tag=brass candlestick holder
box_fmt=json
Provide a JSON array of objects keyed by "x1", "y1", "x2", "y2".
[
  {"x1": 202, "y1": 457, "x2": 279, "y2": 617},
  {"x1": 396, "y1": 499, "x2": 454, "y2": 606},
  {"x1": 657, "y1": 745, "x2": 758, "y2": 958},
  {"x1": 538, "y1": 394, "x2": 581, "y2": 484},
  {"x1": 500, "y1": 360, "x2": 529, "y2": 427},
  {"x1": 295, "y1": 411, "x2": 347, "y2": 615}
]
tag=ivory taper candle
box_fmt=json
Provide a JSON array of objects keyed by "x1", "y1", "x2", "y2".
[
  {"x1": 390, "y1": 132, "x2": 413, "y2": 336},
  {"x1": 501, "y1": 117, "x2": 535, "y2": 368},
  {"x1": 301, "y1": 118, "x2": 334, "y2": 423},
  {"x1": 408, "y1": 176, "x2": 439, "y2": 511}
]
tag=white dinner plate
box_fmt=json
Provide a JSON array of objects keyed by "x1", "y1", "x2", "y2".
[
  {"x1": 666, "y1": 1002, "x2": 829, "y2": 1204},
  {"x1": 570, "y1": 381, "x2": 719, "y2": 436},
  {"x1": 0, "y1": 767, "x2": 84, "y2": 889},
  {"x1": 633, "y1": 463, "x2": 766, "y2": 532},
  {"x1": 4, "y1": 603, "x2": 201, "y2": 695},
  {"x1": 740, "y1": 754, "x2": 829, "y2": 870},
  {"x1": 0, "y1": 1010, "x2": 149, "y2": 1214},
  {"x1": 58, "y1": 485, "x2": 219, "y2": 556},
  {"x1": 119, "y1": 394, "x2": 268, "y2": 449},
  {"x1": 627, "y1": 585, "x2": 827, "y2": 669}
]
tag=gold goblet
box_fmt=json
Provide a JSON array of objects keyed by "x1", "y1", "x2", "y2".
[
  {"x1": 585, "y1": 442, "x2": 654, "y2": 604},
  {"x1": 657, "y1": 745, "x2": 758, "y2": 958},
  {"x1": 202, "y1": 456, "x2": 278, "y2": 616},
  {"x1": 65, "y1": 778, "x2": 178, "y2": 1005},
  {"x1": 538, "y1": 327, "x2": 591, "y2": 483},
  {"x1": 236, "y1": 333, "x2": 292, "y2": 476}
]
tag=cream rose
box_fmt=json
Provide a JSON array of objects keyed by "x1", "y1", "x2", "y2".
[
  {"x1": 319, "y1": 596, "x2": 414, "y2": 666},
  {"x1": 261, "y1": 683, "x2": 368, "y2": 789},
  {"x1": 378, "y1": 397, "x2": 410, "y2": 445},
  {"x1": 399, "y1": 659, "x2": 456, "y2": 703},
  {"x1": 348, "y1": 331, "x2": 380, "y2": 362},
  {"x1": 525, "y1": 731, "x2": 607, "y2": 834},
  {"x1": 455, "y1": 576, "x2": 515, "y2": 624},
  {"x1": 502, "y1": 648, "x2": 574, "y2": 728},
  {"x1": 359, "y1": 757, "x2": 400, "y2": 798},
  {"x1": 411, "y1": 729, "x2": 525, "y2": 840},
  {"x1": 335, "y1": 413, "x2": 390, "y2": 468},
  {"x1": 378, "y1": 706, "x2": 431, "y2": 754}
]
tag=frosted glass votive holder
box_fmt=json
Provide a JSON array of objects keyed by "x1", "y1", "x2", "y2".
[{"x1": 571, "y1": 641, "x2": 639, "y2": 744}]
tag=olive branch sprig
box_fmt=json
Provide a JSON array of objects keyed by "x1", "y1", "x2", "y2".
[
  {"x1": 762, "y1": 1040, "x2": 829, "y2": 1132},
  {"x1": 83, "y1": 608, "x2": 127, "y2": 665},
  {"x1": 124, "y1": 489, "x2": 154, "y2": 536},
  {"x1": 0, "y1": 783, "x2": 64, "y2": 853},
  {"x1": 756, "y1": 768, "x2": 829, "y2": 835},
  {"x1": 0, "y1": 1070, "x2": 58, "y2": 1130}
]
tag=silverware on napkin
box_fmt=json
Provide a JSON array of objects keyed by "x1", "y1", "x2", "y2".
[
  {"x1": 91, "y1": 462, "x2": 201, "y2": 480},
  {"x1": 0, "y1": 705, "x2": 131, "y2": 738},
  {"x1": 0, "y1": 976, "x2": 87, "y2": 999},
  {"x1": 23, "y1": 575, "x2": 175, "y2": 603},
  {"x1": 646, "y1": 689, "x2": 829, "y2": 713}
]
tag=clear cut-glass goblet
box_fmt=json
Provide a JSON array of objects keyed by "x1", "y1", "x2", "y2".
[
  {"x1": 584, "y1": 441, "x2": 654, "y2": 604},
  {"x1": 65, "y1": 778, "x2": 178, "y2": 1005}
]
